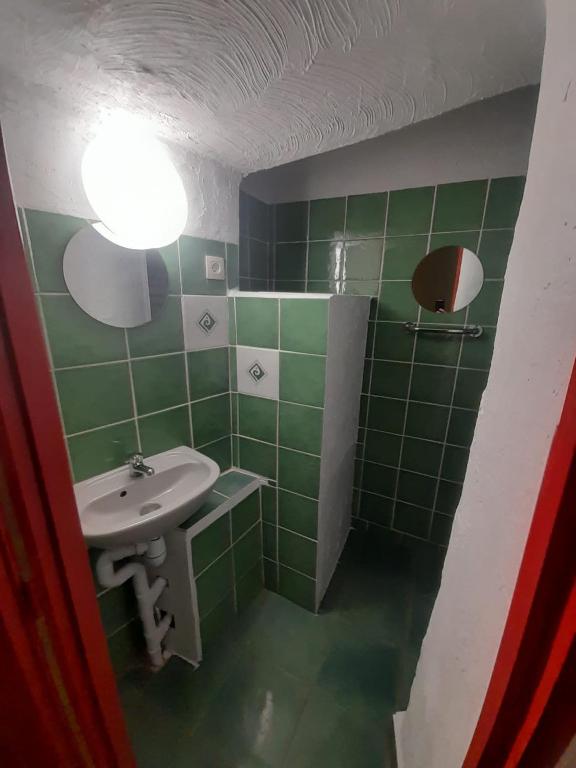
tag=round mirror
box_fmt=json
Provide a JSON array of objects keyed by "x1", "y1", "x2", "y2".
[
  {"x1": 63, "y1": 226, "x2": 169, "y2": 328},
  {"x1": 412, "y1": 245, "x2": 483, "y2": 313}
]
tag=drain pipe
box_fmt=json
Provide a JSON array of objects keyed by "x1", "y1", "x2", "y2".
[{"x1": 96, "y1": 538, "x2": 171, "y2": 668}]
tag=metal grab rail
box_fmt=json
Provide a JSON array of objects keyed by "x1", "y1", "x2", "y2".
[{"x1": 404, "y1": 321, "x2": 483, "y2": 338}]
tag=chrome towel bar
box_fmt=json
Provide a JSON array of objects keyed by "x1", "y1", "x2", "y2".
[{"x1": 404, "y1": 322, "x2": 483, "y2": 338}]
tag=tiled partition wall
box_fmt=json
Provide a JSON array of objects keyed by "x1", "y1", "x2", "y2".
[
  {"x1": 263, "y1": 177, "x2": 524, "y2": 551},
  {"x1": 239, "y1": 192, "x2": 273, "y2": 290},
  {"x1": 228, "y1": 295, "x2": 331, "y2": 611},
  {"x1": 19, "y1": 207, "x2": 240, "y2": 670}
]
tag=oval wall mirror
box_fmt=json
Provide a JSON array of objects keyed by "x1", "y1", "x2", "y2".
[
  {"x1": 63, "y1": 226, "x2": 169, "y2": 328},
  {"x1": 412, "y1": 245, "x2": 484, "y2": 313}
]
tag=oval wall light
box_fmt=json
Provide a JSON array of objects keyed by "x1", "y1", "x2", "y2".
[{"x1": 81, "y1": 115, "x2": 188, "y2": 250}]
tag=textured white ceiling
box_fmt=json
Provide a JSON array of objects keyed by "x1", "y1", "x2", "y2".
[{"x1": 0, "y1": 0, "x2": 545, "y2": 173}]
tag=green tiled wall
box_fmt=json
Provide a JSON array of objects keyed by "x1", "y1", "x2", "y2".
[
  {"x1": 239, "y1": 176, "x2": 524, "y2": 555},
  {"x1": 229, "y1": 296, "x2": 329, "y2": 612},
  {"x1": 191, "y1": 489, "x2": 263, "y2": 647},
  {"x1": 20, "y1": 207, "x2": 240, "y2": 673},
  {"x1": 239, "y1": 192, "x2": 273, "y2": 290}
]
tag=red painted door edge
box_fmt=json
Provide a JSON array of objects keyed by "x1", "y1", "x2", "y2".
[
  {"x1": 463, "y1": 358, "x2": 576, "y2": 767},
  {"x1": 0, "y1": 126, "x2": 135, "y2": 765}
]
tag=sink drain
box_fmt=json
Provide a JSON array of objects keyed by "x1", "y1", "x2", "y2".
[{"x1": 140, "y1": 502, "x2": 162, "y2": 516}]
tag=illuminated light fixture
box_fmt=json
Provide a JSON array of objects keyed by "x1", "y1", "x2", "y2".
[{"x1": 82, "y1": 114, "x2": 187, "y2": 249}]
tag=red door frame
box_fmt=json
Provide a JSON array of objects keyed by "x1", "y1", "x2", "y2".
[
  {"x1": 463, "y1": 359, "x2": 576, "y2": 767},
  {"x1": 0, "y1": 128, "x2": 135, "y2": 765}
]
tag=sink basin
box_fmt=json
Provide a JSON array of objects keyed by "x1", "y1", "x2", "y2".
[{"x1": 74, "y1": 446, "x2": 220, "y2": 548}]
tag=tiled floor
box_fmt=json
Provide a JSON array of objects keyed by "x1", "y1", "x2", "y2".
[{"x1": 118, "y1": 532, "x2": 441, "y2": 767}]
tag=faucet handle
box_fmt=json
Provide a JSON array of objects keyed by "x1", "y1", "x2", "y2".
[{"x1": 129, "y1": 452, "x2": 144, "y2": 465}]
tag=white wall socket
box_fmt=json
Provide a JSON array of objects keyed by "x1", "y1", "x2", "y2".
[{"x1": 205, "y1": 254, "x2": 226, "y2": 281}]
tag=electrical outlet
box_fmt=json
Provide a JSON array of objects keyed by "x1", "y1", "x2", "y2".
[{"x1": 205, "y1": 254, "x2": 226, "y2": 281}]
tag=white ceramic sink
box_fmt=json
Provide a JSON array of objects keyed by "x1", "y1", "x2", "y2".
[{"x1": 75, "y1": 446, "x2": 220, "y2": 548}]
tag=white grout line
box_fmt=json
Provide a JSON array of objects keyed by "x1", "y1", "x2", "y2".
[
  {"x1": 303, "y1": 200, "x2": 311, "y2": 293},
  {"x1": 193, "y1": 518, "x2": 261, "y2": 579}
]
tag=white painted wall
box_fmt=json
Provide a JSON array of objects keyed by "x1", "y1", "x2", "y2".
[
  {"x1": 395, "y1": 2, "x2": 576, "y2": 766},
  {"x1": 1, "y1": 95, "x2": 241, "y2": 243},
  {"x1": 242, "y1": 88, "x2": 538, "y2": 203}
]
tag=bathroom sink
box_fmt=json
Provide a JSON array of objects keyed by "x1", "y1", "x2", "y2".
[{"x1": 74, "y1": 446, "x2": 220, "y2": 548}]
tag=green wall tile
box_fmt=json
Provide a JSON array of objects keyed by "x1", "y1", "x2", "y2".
[
  {"x1": 200, "y1": 594, "x2": 236, "y2": 648},
  {"x1": 441, "y1": 445, "x2": 470, "y2": 483},
  {"x1": 56, "y1": 363, "x2": 133, "y2": 434},
  {"x1": 435, "y1": 480, "x2": 462, "y2": 515},
  {"x1": 370, "y1": 361, "x2": 411, "y2": 399},
  {"x1": 377, "y1": 281, "x2": 419, "y2": 321},
  {"x1": 307, "y1": 241, "x2": 341, "y2": 281},
  {"x1": 231, "y1": 492, "x2": 260, "y2": 541},
  {"x1": 234, "y1": 523, "x2": 261, "y2": 579},
  {"x1": 238, "y1": 437, "x2": 276, "y2": 479},
  {"x1": 397, "y1": 471, "x2": 436, "y2": 508},
  {"x1": 382, "y1": 235, "x2": 428, "y2": 280},
  {"x1": 373, "y1": 322, "x2": 414, "y2": 362},
  {"x1": 346, "y1": 193, "x2": 387, "y2": 238},
  {"x1": 261, "y1": 485, "x2": 278, "y2": 524},
  {"x1": 447, "y1": 408, "x2": 478, "y2": 447},
  {"x1": 249, "y1": 195, "x2": 270, "y2": 241},
  {"x1": 278, "y1": 448, "x2": 321, "y2": 499},
  {"x1": 341, "y1": 279, "x2": 379, "y2": 296},
  {"x1": 132, "y1": 354, "x2": 187, "y2": 415},
  {"x1": 359, "y1": 462, "x2": 397, "y2": 497},
  {"x1": 478, "y1": 229, "x2": 514, "y2": 279},
  {"x1": 200, "y1": 436, "x2": 232, "y2": 471},
  {"x1": 159, "y1": 242, "x2": 181, "y2": 295},
  {"x1": 367, "y1": 397, "x2": 406, "y2": 434},
  {"x1": 278, "y1": 529, "x2": 316, "y2": 578},
  {"x1": 275, "y1": 243, "x2": 307, "y2": 281},
  {"x1": 430, "y1": 513, "x2": 453, "y2": 546},
  {"x1": 236, "y1": 562, "x2": 263, "y2": 613},
  {"x1": 342, "y1": 240, "x2": 383, "y2": 280},
  {"x1": 453, "y1": 369, "x2": 488, "y2": 409},
  {"x1": 414, "y1": 333, "x2": 461, "y2": 366},
  {"x1": 364, "y1": 430, "x2": 401, "y2": 466},
  {"x1": 405, "y1": 402, "x2": 449, "y2": 442},
  {"x1": 188, "y1": 347, "x2": 229, "y2": 400},
  {"x1": 275, "y1": 201, "x2": 308, "y2": 242},
  {"x1": 393, "y1": 502, "x2": 431, "y2": 538},
  {"x1": 238, "y1": 394, "x2": 277, "y2": 444},
  {"x1": 428, "y1": 230, "x2": 480, "y2": 253},
  {"x1": 226, "y1": 243, "x2": 239, "y2": 291},
  {"x1": 280, "y1": 299, "x2": 328, "y2": 355},
  {"x1": 279, "y1": 402, "x2": 323, "y2": 456},
  {"x1": 278, "y1": 566, "x2": 316, "y2": 612},
  {"x1": 358, "y1": 492, "x2": 393, "y2": 526},
  {"x1": 138, "y1": 405, "x2": 191, "y2": 455},
  {"x1": 309, "y1": 197, "x2": 346, "y2": 240},
  {"x1": 278, "y1": 490, "x2": 318, "y2": 539},
  {"x1": 386, "y1": 187, "x2": 434, "y2": 236},
  {"x1": 192, "y1": 394, "x2": 230, "y2": 446},
  {"x1": 180, "y1": 236, "x2": 226, "y2": 295},
  {"x1": 236, "y1": 297, "x2": 279, "y2": 348},
  {"x1": 68, "y1": 421, "x2": 138, "y2": 481},
  {"x1": 263, "y1": 522, "x2": 277, "y2": 560},
  {"x1": 127, "y1": 296, "x2": 184, "y2": 357},
  {"x1": 98, "y1": 580, "x2": 137, "y2": 637},
  {"x1": 433, "y1": 180, "x2": 488, "y2": 232},
  {"x1": 484, "y1": 176, "x2": 525, "y2": 229},
  {"x1": 26, "y1": 209, "x2": 86, "y2": 292},
  {"x1": 280, "y1": 353, "x2": 326, "y2": 407},
  {"x1": 410, "y1": 364, "x2": 456, "y2": 406},
  {"x1": 192, "y1": 514, "x2": 231, "y2": 574},
  {"x1": 460, "y1": 327, "x2": 495, "y2": 370},
  {"x1": 264, "y1": 559, "x2": 279, "y2": 591},
  {"x1": 401, "y1": 437, "x2": 443, "y2": 476},
  {"x1": 468, "y1": 281, "x2": 503, "y2": 325},
  {"x1": 41, "y1": 295, "x2": 126, "y2": 367},
  {"x1": 196, "y1": 550, "x2": 234, "y2": 619}
]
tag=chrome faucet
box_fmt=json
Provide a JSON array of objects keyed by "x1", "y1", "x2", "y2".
[{"x1": 128, "y1": 453, "x2": 155, "y2": 478}]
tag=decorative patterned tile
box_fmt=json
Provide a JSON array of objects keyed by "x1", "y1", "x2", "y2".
[
  {"x1": 182, "y1": 296, "x2": 229, "y2": 350},
  {"x1": 237, "y1": 346, "x2": 279, "y2": 400}
]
